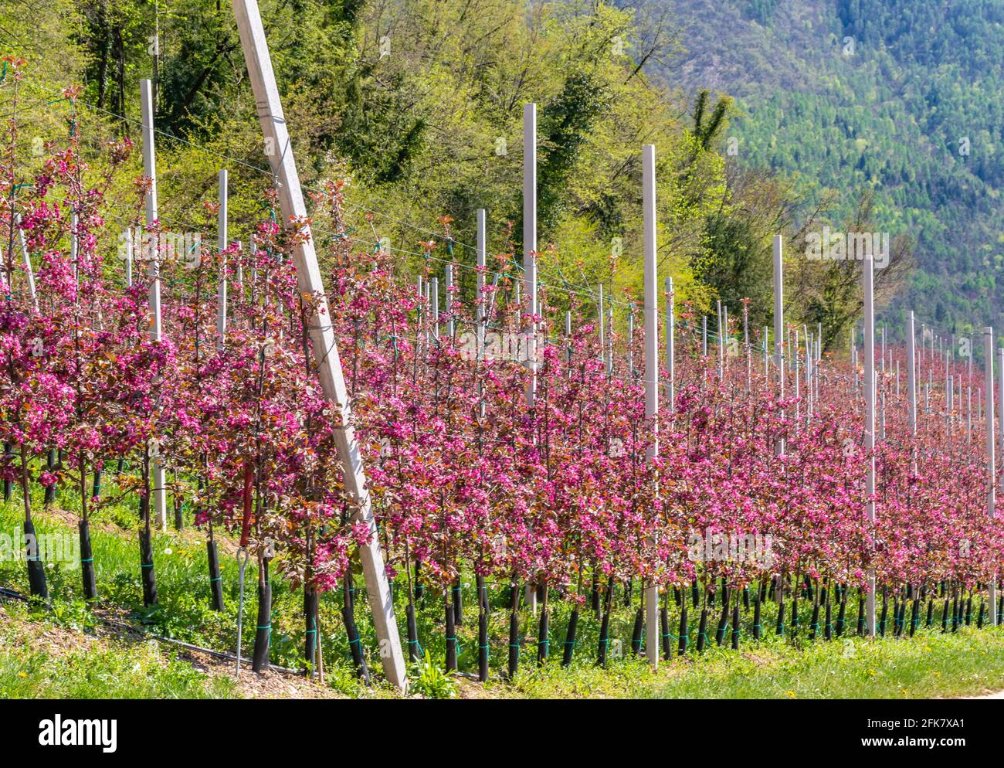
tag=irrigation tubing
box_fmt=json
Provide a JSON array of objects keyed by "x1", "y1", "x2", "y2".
[{"x1": 0, "y1": 583, "x2": 301, "y2": 676}]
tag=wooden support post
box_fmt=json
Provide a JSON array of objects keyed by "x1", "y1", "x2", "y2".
[{"x1": 232, "y1": 0, "x2": 407, "y2": 690}]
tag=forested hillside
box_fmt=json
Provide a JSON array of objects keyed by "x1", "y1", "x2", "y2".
[
  {"x1": 1, "y1": 0, "x2": 926, "y2": 345},
  {"x1": 636, "y1": 0, "x2": 1004, "y2": 340}
]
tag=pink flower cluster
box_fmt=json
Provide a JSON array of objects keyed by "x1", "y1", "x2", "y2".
[{"x1": 2, "y1": 97, "x2": 1001, "y2": 607}]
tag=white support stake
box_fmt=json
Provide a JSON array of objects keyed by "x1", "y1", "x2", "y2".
[
  {"x1": 998, "y1": 345, "x2": 1004, "y2": 574},
  {"x1": 523, "y1": 103, "x2": 539, "y2": 407},
  {"x1": 607, "y1": 307, "x2": 614, "y2": 377},
  {"x1": 907, "y1": 312, "x2": 917, "y2": 473},
  {"x1": 863, "y1": 253, "x2": 877, "y2": 636},
  {"x1": 744, "y1": 303, "x2": 751, "y2": 394},
  {"x1": 125, "y1": 227, "x2": 134, "y2": 288},
  {"x1": 523, "y1": 103, "x2": 538, "y2": 615},
  {"x1": 762, "y1": 327, "x2": 767, "y2": 379},
  {"x1": 15, "y1": 214, "x2": 37, "y2": 312},
  {"x1": 598, "y1": 284, "x2": 605, "y2": 368},
  {"x1": 232, "y1": 0, "x2": 407, "y2": 690},
  {"x1": 794, "y1": 330, "x2": 800, "y2": 427},
  {"x1": 565, "y1": 309, "x2": 572, "y2": 366},
  {"x1": 628, "y1": 305, "x2": 635, "y2": 379},
  {"x1": 476, "y1": 209, "x2": 486, "y2": 356},
  {"x1": 803, "y1": 327, "x2": 812, "y2": 421},
  {"x1": 140, "y1": 78, "x2": 168, "y2": 532},
  {"x1": 71, "y1": 211, "x2": 78, "y2": 287},
  {"x1": 773, "y1": 235, "x2": 785, "y2": 456},
  {"x1": 216, "y1": 169, "x2": 228, "y2": 348},
  {"x1": 424, "y1": 281, "x2": 431, "y2": 346},
  {"x1": 665, "y1": 277, "x2": 675, "y2": 414},
  {"x1": 249, "y1": 239, "x2": 257, "y2": 293},
  {"x1": 985, "y1": 328, "x2": 997, "y2": 626},
  {"x1": 999, "y1": 348, "x2": 1004, "y2": 479},
  {"x1": 445, "y1": 263, "x2": 454, "y2": 340},
  {"x1": 723, "y1": 305, "x2": 729, "y2": 372},
  {"x1": 642, "y1": 144, "x2": 659, "y2": 668},
  {"x1": 881, "y1": 326, "x2": 886, "y2": 375},
  {"x1": 431, "y1": 277, "x2": 439, "y2": 340},
  {"x1": 716, "y1": 299, "x2": 724, "y2": 379}
]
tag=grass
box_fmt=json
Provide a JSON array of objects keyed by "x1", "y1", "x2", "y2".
[
  {"x1": 3, "y1": 477, "x2": 1004, "y2": 699},
  {"x1": 0, "y1": 600, "x2": 237, "y2": 699},
  {"x1": 0, "y1": 482, "x2": 386, "y2": 698},
  {"x1": 497, "y1": 628, "x2": 1004, "y2": 698}
]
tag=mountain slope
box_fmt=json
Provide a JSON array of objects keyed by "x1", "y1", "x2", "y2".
[{"x1": 633, "y1": 0, "x2": 1004, "y2": 336}]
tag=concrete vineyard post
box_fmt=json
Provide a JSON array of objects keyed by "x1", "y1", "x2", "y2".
[
  {"x1": 524, "y1": 103, "x2": 539, "y2": 615},
  {"x1": 665, "y1": 277, "x2": 674, "y2": 414},
  {"x1": 476, "y1": 208, "x2": 486, "y2": 356},
  {"x1": 140, "y1": 78, "x2": 168, "y2": 532},
  {"x1": 773, "y1": 235, "x2": 784, "y2": 457},
  {"x1": 985, "y1": 328, "x2": 997, "y2": 625},
  {"x1": 216, "y1": 169, "x2": 228, "y2": 349},
  {"x1": 642, "y1": 144, "x2": 659, "y2": 668},
  {"x1": 863, "y1": 253, "x2": 876, "y2": 636},
  {"x1": 232, "y1": 0, "x2": 407, "y2": 690}
]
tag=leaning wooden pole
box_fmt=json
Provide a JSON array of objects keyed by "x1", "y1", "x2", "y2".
[{"x1": 232, "y1": 0, "x2": 407, "y2": 690}]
